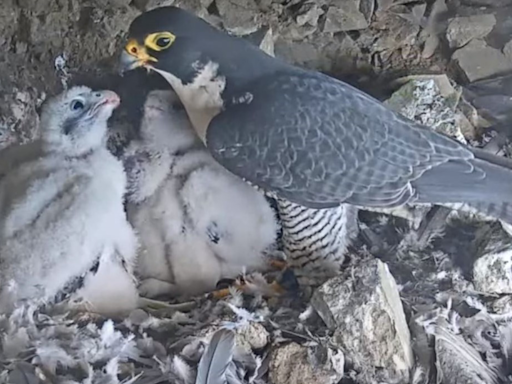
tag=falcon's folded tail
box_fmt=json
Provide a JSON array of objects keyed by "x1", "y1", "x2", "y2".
[{"x1": 413, "y1": 149, "x2": 512, "y2": 224}]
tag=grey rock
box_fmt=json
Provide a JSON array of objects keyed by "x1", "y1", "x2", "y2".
[
  {"x1": 279, "y1": 21, "x2": 318, "y2": 41},
  {"x1": 295, "y1": 3, "x2": 324, "y2": 27},
  {"x1": 0, "y1": 89, "x2": 43, "y2": 151},
  {"x1": 0, "y1": 1, "x2": 18, "y2": 49},
  {"x1": 269, "y1": 342, "x2": 344, "y2": 384},
  {"x1": 90, "y1": 0, "x2": 133, "y2": 7},
  {"x1": 422, "y1": 34, "x2": 440, "y2": 59},
  {"x1": 16, "y1": 0, "x2": 65, "y2": 14},
  {"x1": 274, "y1": 39, "x2": 330, "y2": 71},
  {"x1": 504, "y1": 39, "x2": 512, "y2": 61},
  {"x1": 492, "y1": 295, "x2": 512, "y2": 314},
  {"x1": 461, "y1": 0, "x2": 510, "y2": 6},
  {"x1": 311, "y1": 259, "x2": 413, "y2": 384},
  {"x1": 375, "y1": 0, "x2": 394, "y2": 14},
  {"x1": 135, "y1": 0, "x2": 176, "y2": 11},
  {"x1": 446, "y1": 14, "x2": 496, "y2": 49},
  {"x1": 323, "y1": 0, "x2": 371, "y2": 33},
  {"x1": 452, "y1": 39, "x2": 512, "y2": 82},
  {"x1": 471, "y1": 222, "x2": 512, "y2": 294},
  {"x1": 474, "y1": 249, "x2": 512, "y2": 295},
  {"x1": 386, "y1": 75, "x2": 468, "y2": 142},
  {"x1": 215, "y1": 0, "x2": 261, "y2": 34},
  {"x1": 419, "y1": 0, "x2": 449, "y2": 58}
]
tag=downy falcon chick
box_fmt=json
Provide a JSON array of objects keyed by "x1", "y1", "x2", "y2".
[
  {"x1": 122, "y1": 89, "x2": 280, "y2": 298},
  {"x1": 0, "y1": 86, "x2": 139, "y2": 315},
  {"x1": 119, "y1": 6, "x2": 512, "y2": 226}
]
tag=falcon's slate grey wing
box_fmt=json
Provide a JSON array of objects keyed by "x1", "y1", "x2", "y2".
[{"x1": 207, "y1": 70, "x2": 512, "y2": 222}]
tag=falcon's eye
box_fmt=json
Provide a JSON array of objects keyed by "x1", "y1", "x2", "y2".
[
  {"x1": 145, "y1": 32, "x2": 176, "y2": 51},
  {"x1": 156, "y1": 37, "x2": 170, "y2": 48},
  {"x1": 70, "y1": 99, "x2": 84, "y2": 111}
]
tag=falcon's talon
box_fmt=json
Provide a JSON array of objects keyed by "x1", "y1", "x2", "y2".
[
  {"x1": 269, "y1": 259, "x2": 288, "y2": 271},
  {"x1": 209, "y1": 287, "x2": 233, "y2": 300},
  {"x1": 209, "y1": 277, "x2": 287, "y2": 299}
]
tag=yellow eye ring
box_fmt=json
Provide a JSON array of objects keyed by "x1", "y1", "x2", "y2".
[{"x1": 145, "y1": 32, "x2": 176, "y2": 51}]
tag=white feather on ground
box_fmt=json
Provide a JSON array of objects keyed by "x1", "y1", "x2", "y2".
[
  {"x1": 123, "y1": 89, "x2": 280, "y2": 299},
  {"x1": 0, "y1": 293, "x2": 276, "y2": 384}
]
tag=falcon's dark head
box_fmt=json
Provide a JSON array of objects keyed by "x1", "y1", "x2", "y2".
[{"x1": 118, "y1": 6, "x2": 279, "y2": 89}]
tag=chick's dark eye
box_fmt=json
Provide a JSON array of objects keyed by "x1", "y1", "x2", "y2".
[
  {"x1": 156, "y1": 37, "x2": 170, "y2": 48},
  {"x1": 70, "y1": 100, "x2": 84, "y2": 111}
]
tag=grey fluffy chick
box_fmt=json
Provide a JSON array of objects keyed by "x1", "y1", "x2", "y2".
[
  {"x1": 123, "y1": 90, "x2": 280, "y2": 299},
  {"x1": 0, "y1": 86, "x2": 139, "y2": 316}
]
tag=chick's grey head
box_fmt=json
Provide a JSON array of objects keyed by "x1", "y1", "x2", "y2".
[
  {"x1": 40, "y1": 86, "x2": 120, "y2": 156},
  {"x1": 140, "y1": 89, "x2": 192, "y2": 143},
  {"x1": 143, "y1": 89, "x2": 182, "y2": 115}
]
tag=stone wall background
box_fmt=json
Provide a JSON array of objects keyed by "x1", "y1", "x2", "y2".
[
  {"x1": 2, "y1": 0, "x2": 512, "y2": 153},
  {"x1": 0, "y1": 0, "x2": 484, "y2": 147}
]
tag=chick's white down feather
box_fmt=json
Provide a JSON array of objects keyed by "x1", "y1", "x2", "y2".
[
  {"x1": 0, "y1": 86, "x2": 139, "y2": 315},
  {"x1": 123, "y1": 90, "x2": 280, "y2": 298}
]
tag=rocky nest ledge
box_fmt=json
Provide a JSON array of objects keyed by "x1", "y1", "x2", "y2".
[{"x1": 1, "y1": 1, "x2": 512, "y2": 383}]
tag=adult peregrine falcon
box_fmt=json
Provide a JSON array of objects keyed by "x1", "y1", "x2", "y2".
[
  {"x1": 119, "y1": 6, "x2": 512, "y2": 225},
  {"x1": 0, "y1": 86, "x2": 139, "y2": 316}
]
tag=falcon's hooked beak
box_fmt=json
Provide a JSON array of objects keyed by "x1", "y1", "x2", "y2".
[{"x1": 118, "y1": 39, "x2": 158, "y2": 75}]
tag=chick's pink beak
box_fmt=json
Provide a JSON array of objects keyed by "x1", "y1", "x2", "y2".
[
  {"x1": 91, "y1": 90, "x2": 121, "y2": 115},
  {"x1": 100, "y1": 90, "x2": 121, "y2": 108}
]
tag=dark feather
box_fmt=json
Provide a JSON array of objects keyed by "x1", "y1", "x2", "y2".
[
  {"x1": 463, "y1": 74, "x2": 512, "y2": 127},
  {"x1": 8, "y1": 362, "x2": 41, "y2": 384},
  {"x1": 500, "y1": 323, "x2": 512, "y2": 379},
  {"x1": 195, "y1": 328, "x2": 235, "y2": 384}
]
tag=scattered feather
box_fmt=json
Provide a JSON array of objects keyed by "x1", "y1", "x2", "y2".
[{"x1": 196, "y1": 329, "x2": 235, "y2": 384}]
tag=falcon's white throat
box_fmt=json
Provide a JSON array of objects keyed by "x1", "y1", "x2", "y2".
[{"x1": 150, "y1": 61, "x2": 226, "y2": 143}]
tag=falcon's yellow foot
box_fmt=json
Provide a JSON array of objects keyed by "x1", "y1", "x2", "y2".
[
  {"x1": 208, "y1": 280, "x2": 285, "y2": 300},
  {"x1": 269, "y1": 259, "x2": 288, "y2": 271},
  {"x1": 263, "y1": 249, "x2": 288, "y2": 271},
  {"x1": 209, "y1": 268, "x2": 299, "y2": 300}
]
